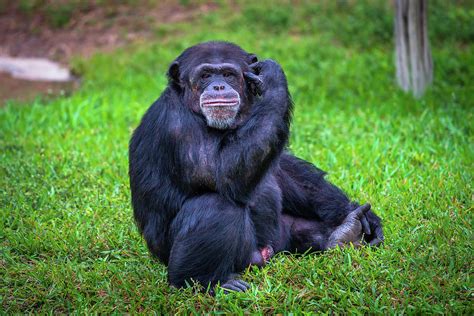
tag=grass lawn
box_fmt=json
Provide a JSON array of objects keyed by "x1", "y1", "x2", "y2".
[{"x1": 1, "y1": 1, "x2": 472, "y2": 313}]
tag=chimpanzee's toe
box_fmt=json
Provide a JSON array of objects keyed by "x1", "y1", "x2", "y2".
[{"x1": 221, "y1": 279, "x2": 250, "y2": 293}]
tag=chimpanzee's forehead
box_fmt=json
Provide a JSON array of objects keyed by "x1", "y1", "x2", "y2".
[
  {"x1": 199, "y1": 53, "x2": 243, "y2": 64},
  {"x1": 186, "y1": 50, "x2": 247, "y2": 68},
  {"x1": 176, "y1": 42, "x2": 250, "y2": 72},
  {"x1": 194, "y1": 55, "x2": 246, "y2": 69}
]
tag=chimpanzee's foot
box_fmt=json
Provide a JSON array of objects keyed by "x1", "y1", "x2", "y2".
[
  {"x1": 221, "y1": 278, "x2": 251, "y2": 293},
  {"x1": 327, "y1": 203, "x2": 371, "y2": 249}
]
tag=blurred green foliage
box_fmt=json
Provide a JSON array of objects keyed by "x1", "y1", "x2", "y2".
[
  {"x1": 239, "y1": 0, "x2": 473, "y2": 47},
  {"x1": 2, "y1": 0, "x2": 473, "y2": 42}
]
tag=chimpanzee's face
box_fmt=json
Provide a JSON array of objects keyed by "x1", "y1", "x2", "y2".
[
  {"x1": 189, "y1": 63, "x2": 244, "y2": 130},
  {"x1": 167, "y1": 42, "x2": 258, "y2": 130}
]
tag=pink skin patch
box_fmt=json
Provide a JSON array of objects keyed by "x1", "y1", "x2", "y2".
[
  {"x1": 260, "y1": 245, "x2": 274, "y2": 262},
  {"x1": 249, "y1": 245, "x2": 275, "y2": 267}
]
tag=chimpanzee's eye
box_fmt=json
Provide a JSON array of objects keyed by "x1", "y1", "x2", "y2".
[
  {"x1": 201, "y1": 73, "x2": 211, "y2": 79},
  {"x1": 223, "y1": 72, "x2": 234, "y2": 78}
]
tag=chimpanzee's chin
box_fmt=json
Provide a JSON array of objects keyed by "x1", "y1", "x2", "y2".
[
  {"x1": 205, "y1": 116, "x2": 236, "y2": 130},
  {"x1": 201, "y1": 106, "x2": 239, "y2": 130}
]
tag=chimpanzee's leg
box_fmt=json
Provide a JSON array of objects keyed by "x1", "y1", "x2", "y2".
[
  {"x1": 280, "y1": 204, "x2": 371, "y2": 253},
  {"x1": 168, "y1": 194, "x2": 257, "y2": 292},
  {"x1": 277, "y1": 153, "x2": 383, "y2": 245},
  {"x1": 247, "y1": 173, "x2": 282, "y2": 250}
]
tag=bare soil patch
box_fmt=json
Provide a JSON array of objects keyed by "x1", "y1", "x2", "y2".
[
  {"x1": 0, "y1": 1, "x2": 217, "y2": 104},
  {"x1": 0, "y1": 73, "x2": 78, "y2": 103}
]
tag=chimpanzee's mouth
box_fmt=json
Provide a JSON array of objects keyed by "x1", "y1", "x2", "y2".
[{"x1": 201, "y1": 98, "x2": 240, "y2": 107}]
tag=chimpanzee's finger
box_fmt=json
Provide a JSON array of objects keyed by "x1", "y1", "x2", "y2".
[
  {"x1": 249, "y1": 62, "x2": 262, "y2": 74},
  {"x1": 353, "y1": 203, "x2": 371, "y2": 219},
  {"x1": 244, "y1": 72, "x2": 263, "y2": 95},
  {"x1": 351, "y1": 203, "x2": 371, "y2": 235},
  {"x1": 361, "y1": 214, "x2": 371, "y2": 236},
  {"x1": 221, "y1": 279, "x2": 249, "y2": 292},
  {"x1": 244, "y1": 72, "x2": 263, "y2": 85},
  {"x1": 369, "y1": 237, "x2": 383, "y2": 247},
  {"x1": 374, "y1": 226, "x2": 384, "y2": 241},
  {"x1": 367, "y1": 226, "x2": 384, "y2": 246},
  {"x1": 234, "y1": 280, "x2": 250, "y2": 291},
  {"x1": 221, "y1": 284, "x2": 240, "y2": 292}
]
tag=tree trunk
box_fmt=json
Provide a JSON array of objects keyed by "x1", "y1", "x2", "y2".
[{"x1": 395, "y1": 0, "x2": 433, "y2": 98}]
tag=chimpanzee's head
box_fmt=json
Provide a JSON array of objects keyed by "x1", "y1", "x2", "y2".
[{"x1": 167, "y1": 41, "x2": 259, "y2": 130}]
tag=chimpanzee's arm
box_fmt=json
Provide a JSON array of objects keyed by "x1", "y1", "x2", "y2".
[
  {"x1": 216, "y1": 60, "x2": 292, "y2": 204},
  {"x1": 129, "y1": 91, "x2": 186, "y2": 263}
]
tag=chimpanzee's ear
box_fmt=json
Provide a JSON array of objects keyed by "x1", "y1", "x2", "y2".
[
  {"x1": 247, "y1": 53, "x2": 258, "y2": 64},
  {"x1": 167, "y1": 61, "x2": 182, "y2": 87}
]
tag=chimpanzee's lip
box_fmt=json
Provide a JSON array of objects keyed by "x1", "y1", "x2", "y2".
[{"x1": 201, "y1": 99, "x2": 240, "y2": 107}]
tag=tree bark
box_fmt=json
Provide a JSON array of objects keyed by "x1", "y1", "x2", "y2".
[{"x1": 395, "y1": 0, "x2": 433, "y2": 98}]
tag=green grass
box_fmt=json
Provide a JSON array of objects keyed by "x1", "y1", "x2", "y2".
[{"x1": 1, "y1": 0, "x2": 473, "y2": 313}]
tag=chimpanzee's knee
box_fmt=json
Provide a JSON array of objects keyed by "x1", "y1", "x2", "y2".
[{"x1": 168, "y1": 194, "x2": 257, "y2": 288}]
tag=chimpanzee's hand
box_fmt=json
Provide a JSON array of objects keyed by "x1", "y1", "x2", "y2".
[{"x1": 244, "y1": 59, "x2": 287, "y2": 97}]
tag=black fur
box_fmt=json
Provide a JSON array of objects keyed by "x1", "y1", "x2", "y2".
[{"x1": 129, "y1": 41, "x2": 383, "y2": 290}]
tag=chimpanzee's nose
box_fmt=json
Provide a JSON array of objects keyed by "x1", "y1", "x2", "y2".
[{"x1": 213, "y1": 85, "x2": 225, "y2": 91}]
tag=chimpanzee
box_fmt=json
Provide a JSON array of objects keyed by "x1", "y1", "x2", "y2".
[{"x1": 129, "y1": 41, "x2": 383, "y2": 292}]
